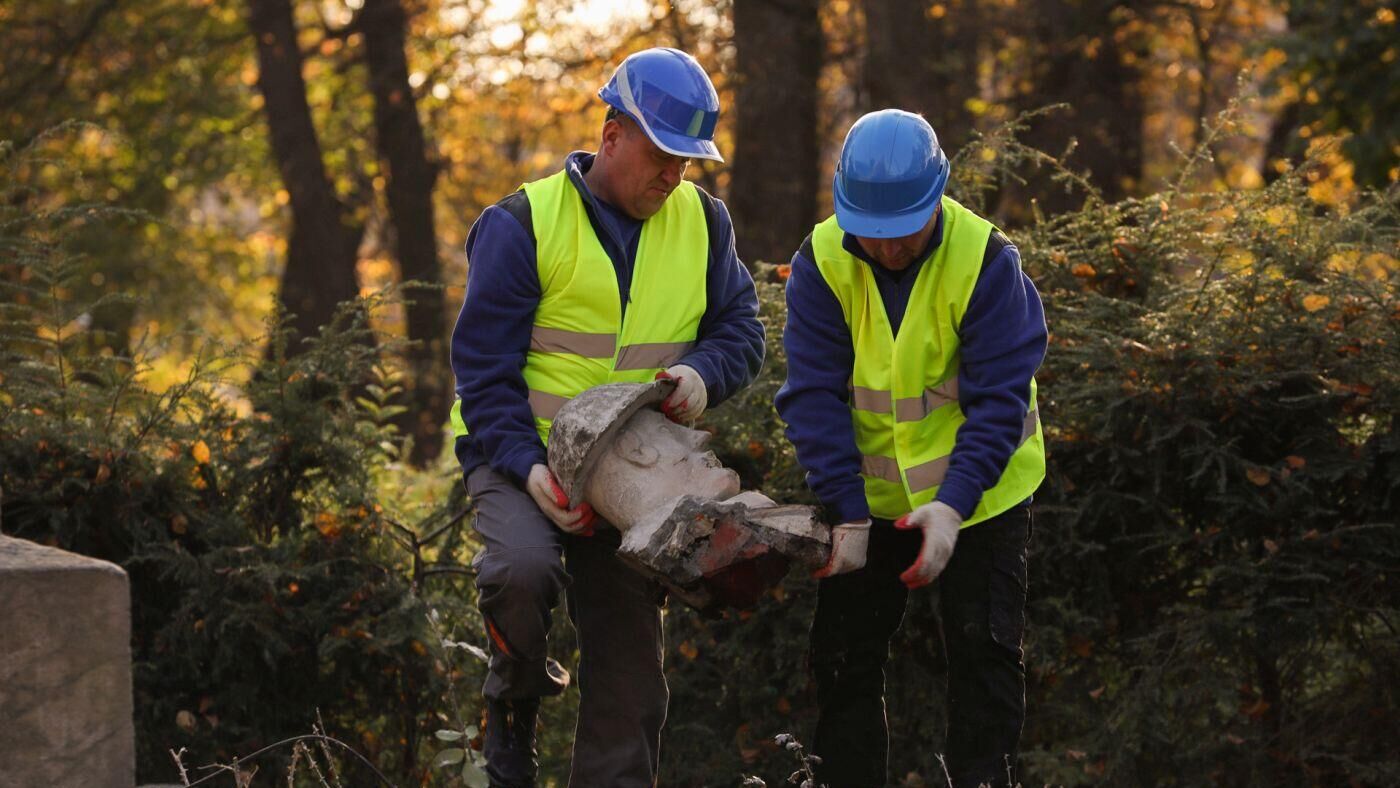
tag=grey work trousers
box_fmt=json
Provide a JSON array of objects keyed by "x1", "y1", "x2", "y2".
[{"x1": 467, "y1": 465, "x2": 668, "y2": 787}]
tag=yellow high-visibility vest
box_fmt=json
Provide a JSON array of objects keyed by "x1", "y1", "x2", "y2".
[
  {"x1": 451, "y1": 170, "x2": 709, "y2": 443},
  {"x1": 809, "y1": 196, "x2": 1045, "y2": 525}
]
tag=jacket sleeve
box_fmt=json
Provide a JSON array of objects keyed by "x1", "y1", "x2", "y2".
[
  {"x1": 774, "y1": 247, "x2": 871, "y2": 524},
  {"x1": 450, "y1": 201, "x2": 546, "y2": 486},
  {"x1": 936, "y1": 238, "x2": 1048, "y2": 518},
  {"x1": 678, "y1": 193, "x2": 766, "y2": 407}
]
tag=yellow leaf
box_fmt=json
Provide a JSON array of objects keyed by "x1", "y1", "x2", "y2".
[
  {"x1": 678, "y1": 640, "x2": 698, "y2": 660},
  {"x1": 176, "y1": 710, "x2": 197, "y2": 732},
  {"x1": 191, "y1": 440, "x2": 211, "y2": 465},
  {"x1": 964, "y1": 97, "x2": 990, "y2": 116},
  {"x1": 1264, "y1": 206, "x2": 1292, "y2": 226},
  {"x1": 1246, "y1": 467, "x2": 1271, "y2": 486},
  {"x1": 315, "y1": 512, "x2": 342, "y2": 539},
  {"x1": 1302, "y1": 294, "x2": 1330, "y2": 312}
]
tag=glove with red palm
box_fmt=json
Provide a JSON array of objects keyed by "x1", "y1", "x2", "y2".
[
  {"x1": 654, "y1": 364, "x2": 707, "y2": 423},
  {"x1": 526, "y1": 464, "x2": 596, "y2": 536},
  {"x1": 893, "y1": 501, "x2": 962, "y2": 588},
  {"x1": 812, "y1": 519, "x2": 872, "y2": 578}
]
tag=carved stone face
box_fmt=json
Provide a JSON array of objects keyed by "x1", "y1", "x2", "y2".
[{"x1": 583, "y1": 409, "x2": 740, "y2": 529}]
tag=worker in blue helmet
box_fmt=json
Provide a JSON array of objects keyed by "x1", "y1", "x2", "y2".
[
  {"x1": 776, "y1": 109, "x2": 1048, "y2": 787},
  {"x1": 597, "y1": 47, "x2": 724, "y2": 163},
  {"x1": 448, "y1": 46, "x2": 763, "y2": 788}
]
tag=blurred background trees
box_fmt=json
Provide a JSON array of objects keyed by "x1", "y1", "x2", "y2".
[
  {"x1": 4, "y1": 0, "x2": 1392, "y2": 438},
  {"x1": 2, "y1": 0, "x2": 1396, "y2": 784}
]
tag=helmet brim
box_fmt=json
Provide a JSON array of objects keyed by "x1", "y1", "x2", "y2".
[
  {"x1": 643, "y1": 124, "x2": 724, "y2": 163},
  {"x1": 832, "y1": 188, "x2": 939, "y2": 238}
]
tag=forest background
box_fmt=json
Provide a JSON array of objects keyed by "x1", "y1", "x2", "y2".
[{"x1": 1, "y1": 0, "x2": 1397, "y2": 785}]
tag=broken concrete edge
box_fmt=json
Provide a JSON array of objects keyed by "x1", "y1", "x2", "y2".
[
  {"x1": 616, "y1": 495, "x2": 829, "y2": 611},
  {"x1": 655, "y1": 495, "x2": 828, "y2": 570},
  {"x1": 547, "y1": 379, "x2": 675, "y2": 503},
  {"x1": 616, "y1": 550, "x2": 714, "y2": 611},
  {"x1": 744, "y1": 505, "x2": 831, "y2": 567}
]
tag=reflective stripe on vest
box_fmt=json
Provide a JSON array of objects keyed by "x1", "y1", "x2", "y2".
[
  {"x1": 861, "y1": 409, "x2": 1041, "y2": 488},
  {"x1": 811, "y1": 196, "x2": 1046, "y2": 525},
  {"x1": 852, "y1": 379, "x2": 959, "y2": 422},
  {"x1": 450, "y1": 171, "x2": 708, "y2": 443}
]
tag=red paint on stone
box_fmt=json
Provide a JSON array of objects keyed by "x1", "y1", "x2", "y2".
[{"x1": 701, "y1": 550, "x2": 791, "y2": 609}]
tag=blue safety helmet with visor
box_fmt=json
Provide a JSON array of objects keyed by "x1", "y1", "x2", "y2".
[
  {"x1": 598, "y1": 48, "x2": 723, "y2": 163},
  {"x1": 833, "y1": 110, "x2": 950, "y2": 238}
]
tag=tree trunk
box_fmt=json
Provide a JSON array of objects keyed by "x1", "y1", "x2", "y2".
[
  {"x1": 246, "y1": 0, "x2": 362, "y2": 350},
  {"x1": 1005, "y1": 0, "x2": 1146, "y2": 219},
  {"x1": 862, "y1": 0, "x2": 980, "y2": 153},
  {"x1": 729, "y1": 0, "x2": 823, "y2": 267},
  {"x1": 1262, "y1": 100, "x2": 1302, "y2": 186},
  {"x1": 362, "y1": 0, "x2": 448, "y2": 466}
]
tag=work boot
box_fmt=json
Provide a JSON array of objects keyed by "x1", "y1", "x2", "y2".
[{"x1": 483, "y1": 697, "x2": 540, "y2": 788}]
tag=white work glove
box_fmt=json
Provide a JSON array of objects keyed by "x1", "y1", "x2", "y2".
[
  {"x1": 655, "y1": 364, "x2": 707, "y2": 422},
  {"x1": 812, "y1": 519, "x2": 871, "y2": 579},
  {"x1": 526, "y1": 464, "x2": 596, "y2": 536},
  {"x1": 894, "y1": 501, "x2": 963, "y2": 588}
]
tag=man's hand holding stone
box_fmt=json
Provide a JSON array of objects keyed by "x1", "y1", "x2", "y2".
[
  {"x1": 526, "y1": 463, "x2": 596, "y2": 535},
  {"x1": 656, "y1": 364, "x2": 707, "y2": 423},
  {"x1": 813, "y1": 519, "x2": 871, "y2": 578}
]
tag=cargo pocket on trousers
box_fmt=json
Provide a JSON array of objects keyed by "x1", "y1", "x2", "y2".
[{"x1": 988, "y1": 534, "x2": 1029, "y2": 653}]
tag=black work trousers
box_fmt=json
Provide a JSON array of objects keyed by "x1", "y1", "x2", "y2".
[{"x1": 809, "y1": 505, "x2": 1031, "y2": 788}]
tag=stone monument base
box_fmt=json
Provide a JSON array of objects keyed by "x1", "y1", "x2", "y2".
[{"x1": 0, "y1": 535, "x2": 135, "y2": 788}]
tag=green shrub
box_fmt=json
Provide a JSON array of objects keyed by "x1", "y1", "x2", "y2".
[
  {"x1": 1016, "y1": 149, "x2": 1400, "y2": 786},
  {"x1": 0, "y1": 134, "x2": 482, "y2": 784}
]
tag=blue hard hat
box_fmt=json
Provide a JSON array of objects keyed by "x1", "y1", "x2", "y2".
[
  {"x1": 833, "y1": 110, "x2": 950, "y2": 237},
  {"x1": 599, "y1": 48, "x2": 723, "y2": 162}
]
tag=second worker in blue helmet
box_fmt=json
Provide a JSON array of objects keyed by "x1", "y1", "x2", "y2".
[
  {"x1": 448, "y1": 48, "x2": 765, "y2": 787},
  {"x1": 776, "y1": 110, "x2": 1049, "y2": 786}
]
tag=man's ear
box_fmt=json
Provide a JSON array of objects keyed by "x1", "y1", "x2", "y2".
[{"x1": 600, "y1": 117, "x2": 624, "y2": 157}]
